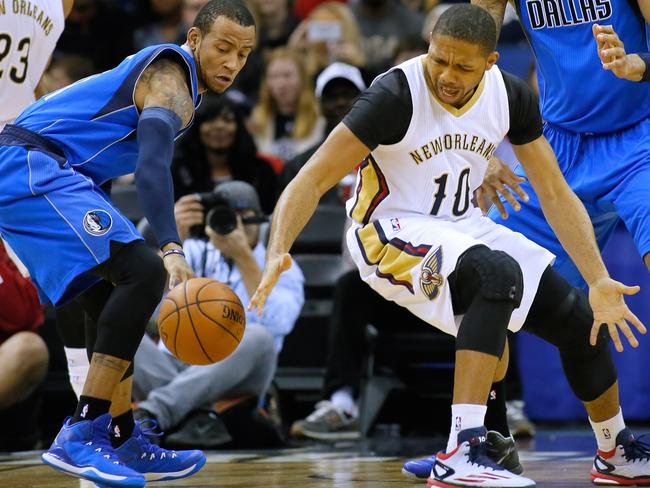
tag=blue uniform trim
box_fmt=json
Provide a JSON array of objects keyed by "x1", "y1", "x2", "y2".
[{"x1": 135, "y1": 107, "x2": 182, "y2": 248}]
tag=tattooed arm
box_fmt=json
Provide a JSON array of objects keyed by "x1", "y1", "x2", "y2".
[
  {"x1": 471, "y1": 0, "x2": 508, "y2": 35},
  {"x1": 134, "y1": 58, "x2": 194, "y2": 129}
]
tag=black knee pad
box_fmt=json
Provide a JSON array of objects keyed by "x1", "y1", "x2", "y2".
[
  {"x1": 457, "y1": 245, "x2": 524, "y2": 307},
  {"x1": 109, "y1": 241, "x2": 166, "y2": 307},
  {"x1": 552, "y1": 290, "x2": 617, "y2": 402}
]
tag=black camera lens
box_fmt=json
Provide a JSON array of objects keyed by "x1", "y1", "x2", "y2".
[{"x1": 206, "y1": 205, "x2": 237, "y2": 235}]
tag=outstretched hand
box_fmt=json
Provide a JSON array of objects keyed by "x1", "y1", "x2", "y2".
[
  {"x1": 248, "y1": 253, "x2": 293, "y2": 316},
  {"x1": 164, "y1": 253, "x2": 195, "y2": 290},
  {"x1": 588, "y1": 277, "x2": 646, "y2": 352}
]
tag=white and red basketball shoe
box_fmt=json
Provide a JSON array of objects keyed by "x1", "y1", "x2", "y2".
[
  {"x1": 591, "y1": 428, "x2": 650, "y2": 486},
  {"x1": 427, "y1": 427, "x2": 536, "y2": 488}
]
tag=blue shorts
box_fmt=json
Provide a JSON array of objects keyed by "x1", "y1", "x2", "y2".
[
  {"x1": 0, "y1": 145, "x2": 141, "y2": 305},
  {"x1": 489, "y1": 118, "x2": 650, "y2": 288}
]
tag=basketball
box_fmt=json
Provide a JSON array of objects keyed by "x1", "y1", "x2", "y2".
[{"x1": 157, "y1": 278, "x2": 246, "y2": 365}]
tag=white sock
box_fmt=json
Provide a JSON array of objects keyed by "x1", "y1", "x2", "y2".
[
  {"x1": 589, "y1": 408, "x2": 626, "y2": 452},
  {"x1": 64, "y1": 347, "x2": 89, "y2": 400},
  {"x1": 447, "y1": 404, "x2": 487, "y2": 453},
  {"x1": 330, "y1": 387, "x2": 357, "y2": 417}
]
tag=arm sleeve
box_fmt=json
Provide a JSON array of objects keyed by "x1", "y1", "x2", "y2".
[
  {"x1": 502, "y1": 71, "x2": 543, "y2": 145},
  {"x1": 342, "y1": 70, "x2": 413, "y2": 150},
  {"x1": 134, "y1": 107, "x2": 183, "y2": 248}
]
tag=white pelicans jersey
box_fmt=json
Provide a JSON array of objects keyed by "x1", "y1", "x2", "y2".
[
  {"x1": 347, "y1": 56, "x2": 519, "y2": 225},
  {"x1": 342, "y1": 55, "x2": 555, "y2": 336},
  {"x1": 0, "y1": 0, "x2": 65, "y2": 130}
]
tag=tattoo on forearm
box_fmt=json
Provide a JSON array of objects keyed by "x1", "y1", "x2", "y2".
[{"x1": 92, "y1": 353, "x2": 127, "y2": 372}]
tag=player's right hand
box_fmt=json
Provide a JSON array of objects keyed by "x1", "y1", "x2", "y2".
[
  {"x1": 174, "y1": 194, "x2": 205, "y2": 242},
  {"x1": 248, "y1": 253, "x2": 292, "y2": 316},
  {"x1": 164, "y1": 253, "x2": 195, "y2": 290},
  {"x1": 477, "y1": 157, "x2": 529, "y2": 219},
  {"x1": 592, "y1": 24, "x2": 646, "y2": 82},
  {"x1": 588, "y1": 277, "x2": 646, "y2": 352}
]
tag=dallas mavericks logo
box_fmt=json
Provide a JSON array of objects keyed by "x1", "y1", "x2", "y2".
[
  {"x1": 83, "y1": 210, "x2": 112, "y2": 236},
  {"x1": 420, "y1": 246, "x2": 444, "y2": 300}
]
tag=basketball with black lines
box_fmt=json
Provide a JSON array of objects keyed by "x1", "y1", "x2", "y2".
[{"x1": 157, "y1": 277, "x2": 246, "y2": 365}]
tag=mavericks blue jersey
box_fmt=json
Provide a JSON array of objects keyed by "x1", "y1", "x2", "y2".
[
  {"x1": 14, "y1": 44, "x2": 201, "y2": 185},
  {"x1": 516, "y1": 0, "x2": 650, "y2": 133}
]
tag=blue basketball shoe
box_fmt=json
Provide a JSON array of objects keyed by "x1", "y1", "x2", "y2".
[
  {"x1": 115, "y1": 420, "x2": 206, "y2": 481},
  {"x1": 402, "y1": 430, "x2": 523, "y2": 479},
  {"x1": 41, "y1": 414, "x2": 144, "y2": 487}
]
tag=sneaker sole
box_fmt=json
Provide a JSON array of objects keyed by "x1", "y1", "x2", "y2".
[
  {"x1": 144, "y1": 455, "x2": 207, "y2": 481},
  {"x1": 591, "y1": 470, "x2": 650, "y2": 486},
  {"x1": 41, "y1": 453, "x2": 145, "y2": 488},
  {"x1": 301, "y1": 430, "x2": 361, "y2": 441},
  {"x1": 427, "y1": 478, "x2": 536, "y2": 488}
]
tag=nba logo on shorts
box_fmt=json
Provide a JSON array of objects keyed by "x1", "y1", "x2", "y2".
[
  {"x1": 390, "y1": 218, "x2": 401, "y2": 232},
  {"x1": 83, "y1": 210, "x2": 112, "y2": 236}
]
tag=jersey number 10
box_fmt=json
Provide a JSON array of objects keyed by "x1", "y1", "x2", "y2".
[
  {"x1": 430, "y1": 167, "x2": 472, "y2": 217},
  {"x1": 0, "y1": 34, "x2": 30, "y2": 84}
]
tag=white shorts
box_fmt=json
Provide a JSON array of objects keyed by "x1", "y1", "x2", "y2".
[{"x1": 346, "y1": 208, "x2": 555, "y2": 337}]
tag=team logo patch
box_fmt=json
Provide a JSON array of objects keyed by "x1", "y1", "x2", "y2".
[
  {"x1": 420, "y1": 246, "x2": 444, "y2": 300},
  {"x1": 83, "y1": 210, "x2": 112, "y2": 236}
]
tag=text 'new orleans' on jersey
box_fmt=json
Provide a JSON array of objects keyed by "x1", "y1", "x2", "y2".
[
  {"x1": 514, "y1": 0, "x2": 650, "y2": 133},
  {"x1": 343, "y1": 56, "x2": 542, "y2": 226},
  {"x1": 14, "y1": 43, "x2": 202, "y2": 185}
]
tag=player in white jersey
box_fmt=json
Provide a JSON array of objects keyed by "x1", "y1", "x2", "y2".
[
  {"x1": 252, "y1": 5, "x2": 650, "y2": 487},
  {"x1": 0, "y1": 0, "x2": 73, "y2": 130}
]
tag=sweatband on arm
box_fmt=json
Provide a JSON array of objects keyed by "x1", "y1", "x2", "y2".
[
  {"x1": 134, "y1": 107, "x2": 183, "y2": 248},
  {"x1": 640, "y1": 53, "x2": 650, "y2": 82}
]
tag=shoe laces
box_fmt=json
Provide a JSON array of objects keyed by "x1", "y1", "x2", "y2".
[
  {"x1": 622, "y1": 435, "x2": 650, "y2": 463},
  {"x1": 135, "y1": 420, "x2": 173, "y2": 459},
  {"x1": 466, "y1": 439, "x2": 505, "y2": 471}
]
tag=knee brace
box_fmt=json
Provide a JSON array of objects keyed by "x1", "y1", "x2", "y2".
[
  {"x1": 451, "y1": 245, "x2": 524, "y2": 313},
  {"x1": 454, "y1": 246, "x2": 522, "y2": 357},
  {"x1": 528, "y1": 283, "x2": 617, "y2": 402}
]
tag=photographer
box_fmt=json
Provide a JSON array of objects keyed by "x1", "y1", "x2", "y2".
[{"x1": 133, "y1": 182, "x2": 304, "y2": 449}]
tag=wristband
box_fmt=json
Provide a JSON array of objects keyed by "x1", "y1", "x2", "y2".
[
  {"x1": 640, "y1": 53, "x2": 650, "y2": 82},
  {"x1": 162, "y1": 248, "x2": 185, "y2": 259}
]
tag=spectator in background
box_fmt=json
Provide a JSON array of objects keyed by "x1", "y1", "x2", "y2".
[
  {"x1": 0, "y1": 241, "x2": 48, "y2": 451},
  {"x1": 251, "y1": 48, "x2": 325, "y2": 162},
  {"x1": 56, "y1": 0, "x2": 135, "y2": 72},
  {"x1": 133, "y1": 182, "x2": 304, "y2": 449},
  {"x1": 288, "y1": 2, "x2": 365, "y2": 78},
  {"x1": 180, "y1": 0, "x2": 209, "y2": 31},
  {"x1": 172, "y1": 94, "x2": 279, "y2": 214},
  {"x1": 134, "y1": 0, "x2": 185, "y2": 49},
  {"x1": 352, "y1": 0, "x2": 423, "y2": 77},
  {"x1": 392, "y1": 35, "x2": 429, "y2": 65},
  {"x1": 279, "y1": 62, "x2": 365, "y2": 205},
  {"x1": 249, "y1": 0, "x2": 299, "y2": 51},
  {"x1": 39, "y1": 55, "x2": 96, "y2": 94}
]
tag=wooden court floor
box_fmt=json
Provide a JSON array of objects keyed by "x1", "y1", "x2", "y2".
[{"x1": 0, "y1": 444, "x2": 601, "y2": 488}]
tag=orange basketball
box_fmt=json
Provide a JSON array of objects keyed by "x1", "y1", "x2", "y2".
[{"x1": 157, "y1": 278, "x2": 246, "y2": 365}]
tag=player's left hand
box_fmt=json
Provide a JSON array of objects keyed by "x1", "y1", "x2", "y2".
[
  {"x1": 477, "y1": 156, "x2": 529, "y2": 219},
  {"x1": 588, "y1": 277, "x2": 646, "y2": 352},
  {"x1": 593, "y1": 24, "x2": 646, "y2": 82},
  {"x1": 249, "y1": 252, "x2": 292, "y2": 316},
  {"x1": 164, "y1": 253, "x2": 195, "y2": 289}
]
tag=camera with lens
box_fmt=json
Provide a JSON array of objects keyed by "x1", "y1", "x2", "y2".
[{"x1": 190, "y1": 191, "x2": 267, "y2": 239}]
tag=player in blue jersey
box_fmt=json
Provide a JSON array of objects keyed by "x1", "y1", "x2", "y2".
[
  {"x1": 401, "y1": 0, "x2": 650, "y2": 485},
  {"x1": 0, "y1": 0, "x2": 255, "y2": 486}
]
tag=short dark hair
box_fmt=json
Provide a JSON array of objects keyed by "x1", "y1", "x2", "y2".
[
  {"x1": 431, "y1": 4, "x2": 497, "y2": 55},
  {"x1": 193, "y1": 0, "x2": 256, "y2": 35}
]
